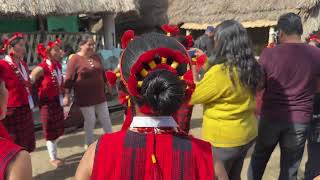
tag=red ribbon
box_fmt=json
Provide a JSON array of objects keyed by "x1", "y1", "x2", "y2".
[
  {"x1": 1, "y1": 32, "x2": 25, "y2": 53},
  {"x1": 36, "y1": 39, "x2": 62, "y2": 59}
]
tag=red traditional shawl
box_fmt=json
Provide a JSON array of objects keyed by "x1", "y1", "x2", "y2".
[{"x1": 91, "y1": 130, "x2": 214, "y2": 180}]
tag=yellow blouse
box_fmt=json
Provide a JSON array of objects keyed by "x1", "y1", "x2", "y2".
[{"x1": 191, "y1": 64, "x2": 257, "y2": 147}]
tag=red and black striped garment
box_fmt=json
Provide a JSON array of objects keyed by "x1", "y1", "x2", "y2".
[
  {"x1": 91, "y1": 130, "x2": 214, "y2": 180},
  {"x1": 39, "y1": 97, "x2": 64, "y2": 141},
  {"x1": 0, "y1": 137, "x2": 23, "y2": 180},
  {"x1": 2, "y1": 106, "x2": 35, "y2": 152}
]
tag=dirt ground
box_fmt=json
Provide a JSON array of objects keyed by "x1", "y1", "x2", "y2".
[{"x1": 31, "y1": 105, "x2": 308, "y2": 180}]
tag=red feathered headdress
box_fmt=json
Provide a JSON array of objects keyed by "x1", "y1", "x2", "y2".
[
  {"x1": 121, "y1": 30, "x2": 136, "y2": 49},
  {"x1": 37, "y1": 39, "x2": 62, "y2": 59},
  {"x1": 119, "y1": 38, "x2": 195, "y2": 115},
  {"x1": 105, "y1": 70, "x2": 120, "y2": 87},
  {"x1": 1, "y1": 32, "x2": 25, "y2": 53},
  {"x1": 161, "y1": 24, "x2": 180, "y2": 37},
  {"x1": 308, "y1": 35, "x2": 320, "y2": 44},
  {"x1": 191, "y1": 54, "x2": 207, "y2": 73}
]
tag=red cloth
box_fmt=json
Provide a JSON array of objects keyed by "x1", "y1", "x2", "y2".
[
  {"x1": 2, "y1": 106, "x2": 35, "y2": 152},
  {"x1": 91, "y1": 131, "x2": 214, "y2": 180},
  {"x1": 0, "y1": 137, "x2": 23, "y2": 180},
  {"x1": 39, "y1": 97, "x2": 64, "y2": 141},
  {"x1": 0, "y1": 60, "x2": 30, "y2": 107},
  {"x1": 37, "y1": 61, "x2": 63, "y2": 100}
]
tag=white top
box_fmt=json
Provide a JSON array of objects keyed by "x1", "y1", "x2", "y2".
[{"x1": 130, "y1": 116, "x2": 178, "y2": 128}]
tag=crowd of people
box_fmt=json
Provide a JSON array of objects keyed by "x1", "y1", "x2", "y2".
[{"x1": 0, "y1": 12, "x2": 319, "y2": 180}]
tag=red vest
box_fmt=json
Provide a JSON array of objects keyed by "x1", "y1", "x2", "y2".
[
  {"x1": 37, "y1": 60, "x2": 63, "y2": 100},
  {"x1": 91, "y1": 131, "x2": 214, "y2": 180},
  {"x1": 0, "y1": 137, "x2": 23, "y2": 180},
  {"x1": 0, "y1": 60, "x2": 30, "y2": 107}
]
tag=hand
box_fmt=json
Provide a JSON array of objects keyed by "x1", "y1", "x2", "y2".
[{"x1": 63, "y1": 95, "x2": 70, "y2": 107}]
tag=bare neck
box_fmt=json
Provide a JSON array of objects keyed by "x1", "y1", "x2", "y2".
[{"x1": 281, "y1": 35, "x2": 302, "y2": 44}]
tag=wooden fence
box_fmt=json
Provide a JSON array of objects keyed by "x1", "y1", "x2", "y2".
[{"x1": 1, "y1": 32, "x2": 104, "y2": 66}]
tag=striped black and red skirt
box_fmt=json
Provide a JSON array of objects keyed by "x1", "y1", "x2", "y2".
[
  {"x1": 3, "y1": 105, "x2": 35, "y2": 152},
  {"x1": 39, "y1": 96, "x2": 64, "y2": 141}
]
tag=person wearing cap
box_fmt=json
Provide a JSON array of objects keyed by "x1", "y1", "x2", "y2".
[
  {"x1": 194, "y1": 26, "x2": 215, "y2": 56},
  {"x1": 0, "y1": 33, "x2": 36, "y2": 152},
  {"x1": 30, "y1": 39, "x2": 65, "y2": 167},
  {"x1": 75, "y1": 32, "x2": 228, "y2": 180},
  {"x1": 0, "y1": 65, "x2": 32, "y2": 180}
]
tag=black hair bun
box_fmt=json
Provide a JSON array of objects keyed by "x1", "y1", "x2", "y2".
[{"x1": 141, "y1": 69, "x2": 185, "y2": 115}]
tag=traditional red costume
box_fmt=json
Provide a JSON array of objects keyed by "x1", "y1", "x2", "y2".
[
  {"x1": 0, "y1": 65, "x2": 24, "y2": 180},
  {"x1": 36, "y1": 40, "x2": 64, "y2": 141},
  {"x1": 91, "y1": 129, "x2": 214, "y2": 180},
  {"x1": 105, "y1": 29, "x2": 204, "y2": 133},
  {"x1": 0, "y1": 33, "x2": 35, "y2": 152},
  {"x1": 93, "y1": 32, "x2": 215, "y2": 179}
]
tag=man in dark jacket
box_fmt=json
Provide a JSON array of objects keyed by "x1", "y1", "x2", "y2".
[{"x1": 194, "y1": 26, "x2": 214, "y2": 55}]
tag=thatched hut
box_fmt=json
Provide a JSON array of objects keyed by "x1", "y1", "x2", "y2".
[
  {"x1": 168, "y1": 0, "x2": 320, "y2": 44},
  {"x1": 299, "y1": 1, "x2": 320, "y2": 38},
  {"x1": 0, "y1": 0, "x2": 138, "y2": 64},
  {"x1": 0, "y1": 0, "x2": 136, "y2": 17}
]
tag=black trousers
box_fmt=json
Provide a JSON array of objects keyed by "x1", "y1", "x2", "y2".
[
  {"x1": 304, "y1": 119, "x2": 320, "y2": 180},
  {"x1": 248, "y1": 119, "x2": 310, "y2": 180}
]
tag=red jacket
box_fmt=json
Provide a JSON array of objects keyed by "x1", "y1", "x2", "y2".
[
  {"x1": 37, "y1": 60, "x2": 63, "y2": 100},
  {"x1": 91, "y1": 130, "x2": 214, "y2": 180},
  {"x1": 0, "y1": 60, "x2": 30, "y2": 107}
]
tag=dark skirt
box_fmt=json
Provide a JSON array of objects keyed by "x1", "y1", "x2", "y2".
[
  {"x1": 3, "y1": 105, "x2": 35, "y2": 152},
  {"x1": 39, "y1": 97, "x2": 64, "y2": 141}
]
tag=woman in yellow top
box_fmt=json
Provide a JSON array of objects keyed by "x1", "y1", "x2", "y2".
[{"x1": 191, "y1": 20, "x2": 264, "y2": 179}]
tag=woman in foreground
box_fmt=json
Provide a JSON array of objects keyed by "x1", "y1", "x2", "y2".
[{"x1": 75, "y1": 32, "x2": 227, "y2": 180}]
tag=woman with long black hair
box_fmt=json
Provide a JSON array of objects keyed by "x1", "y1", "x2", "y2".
[{"x1": 191, "y1": 20, "x2": 264, "y2": 179}]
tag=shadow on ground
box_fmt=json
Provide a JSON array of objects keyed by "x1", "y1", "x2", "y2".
[{"x1": 34, "y1": 153, "x2": 83, "y2": 180}]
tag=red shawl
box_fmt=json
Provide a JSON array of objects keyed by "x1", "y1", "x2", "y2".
[{"x1": 91, "y1": 131, "x2": 214, "y2": 180}]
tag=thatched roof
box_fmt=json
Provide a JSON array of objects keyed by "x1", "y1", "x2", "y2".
[
  {"x1": 168, "y1": 0, "x2": 320, "y2": 35},
  {"x1": 116, "y1": 0, "x2": 168, "y2": 31},
  {"x1": 0, "y1": 0, "x2": 137, "y2": 17},
  {"x1": 299, "y1": 1, "x2": 320, "y2": 37}
]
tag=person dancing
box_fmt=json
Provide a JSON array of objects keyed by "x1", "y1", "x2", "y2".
[
  {"x1": 30, "y1": 39, "x2": 65, "y2": 167},
  {"x1": 0, "y1": 33, "x2": 35, "y2": 152}
]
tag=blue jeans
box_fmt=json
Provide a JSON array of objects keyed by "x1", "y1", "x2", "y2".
[{"x1": 248, "y1": 119, "x2": 310, "y2": 180}]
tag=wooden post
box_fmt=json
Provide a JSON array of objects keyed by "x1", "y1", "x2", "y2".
[
  {"x1": 38, "y1": 16, "x2": 45, "y2": 32},
  {"x1": 186, "y1": 30, "x2": 191, "y2": 36},
  {"x1": 268, "y1": 26, "x2": 276, "y2": 44},
  {"x1": 102, "y1": 14, "x2": 115, "y2": 49}
]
